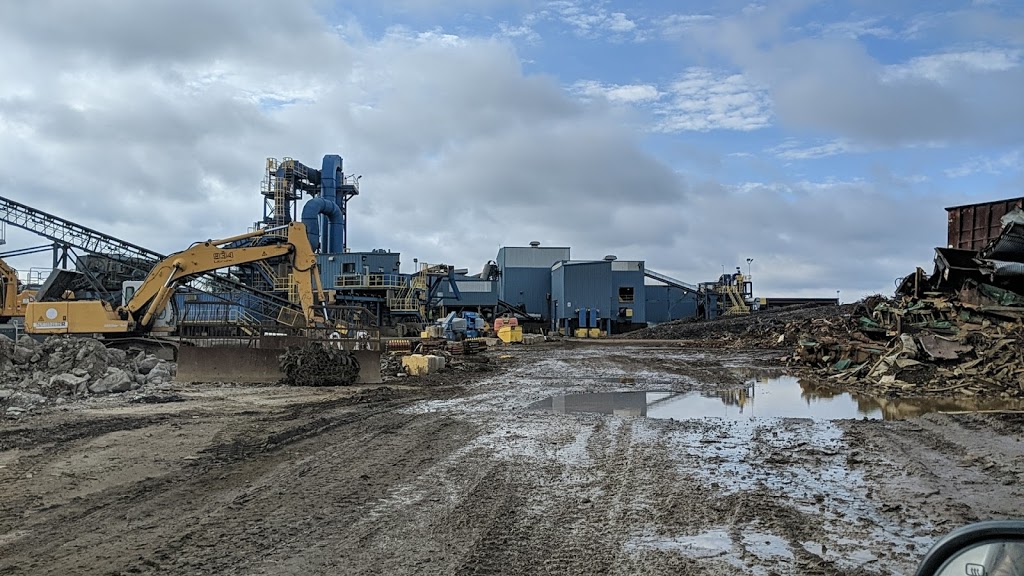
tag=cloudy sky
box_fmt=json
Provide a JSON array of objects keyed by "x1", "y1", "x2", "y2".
[{"x1": 1, "y1": 0, "x2": 1022, "y2": 300}]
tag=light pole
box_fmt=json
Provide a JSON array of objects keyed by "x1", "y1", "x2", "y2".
[
  {"x1": 746, "y1": 258, "x2": 753, "y2": 277},
  {"x1": 836, "y1": 290, "x2": 841, "y2": 304}
]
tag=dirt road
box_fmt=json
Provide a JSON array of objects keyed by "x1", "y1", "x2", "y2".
[{"x1": 0, "y1": 344, "x2": 1021, "y2": 575}]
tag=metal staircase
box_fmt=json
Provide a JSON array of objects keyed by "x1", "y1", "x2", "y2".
[
  {"x1": 0, "y1": 194, "x2": 300, "y2": 324},
  {"x1": 721, "y1": 284, "x2": 751, "y2": 315}
]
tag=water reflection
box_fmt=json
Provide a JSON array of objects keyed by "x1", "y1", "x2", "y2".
[{"x1": 530, "y1": 376, "x2": 1024, "y2": 421}]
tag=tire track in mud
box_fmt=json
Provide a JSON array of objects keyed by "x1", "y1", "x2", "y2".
[
  {"x1": 634, "y1": 418, "x2": 862, "y2": 575},
  {"x1": 0, "y1": 391, "x2": 458, "y2": 575},
  {"x1": 0, "y1": 414, "x2": 181, "y2": 451},
  {"x1": 838, "y1": 414, "x2": 1024, "y2": 536}
]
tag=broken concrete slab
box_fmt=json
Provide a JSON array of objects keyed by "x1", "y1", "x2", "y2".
[{"x1": 89, "y1": 368, "x2": 134, "y2": 394}]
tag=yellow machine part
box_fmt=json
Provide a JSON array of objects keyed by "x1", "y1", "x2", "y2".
[
  {"x1": 574, "y1": 328, "x2": 589, "y2": 338},
  {"x1": 498, "y1": 325, "x2": 523, "y2": 344},
  {"x1": 26, "y1": 301, "x2": 130, "y2": 334},
  {"x1": 588, "y1": 328, "x2": 603, "y2": 338}
]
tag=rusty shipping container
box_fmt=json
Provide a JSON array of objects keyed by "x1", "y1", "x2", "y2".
[{"x1": 946, "y1": 197, "x2": 1024, "y2": 251}]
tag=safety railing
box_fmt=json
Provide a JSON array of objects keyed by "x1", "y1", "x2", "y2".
[{"x1": 334, "y1": 273, "x2": 407, "y2": 289}]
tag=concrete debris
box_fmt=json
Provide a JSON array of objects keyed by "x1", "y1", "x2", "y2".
[
  {"x1": 0, "y1": 335, "x2": 178, "y2": 416},
  {"x1": 89, "y1": 368, "x2": 135, "y2": 394},
  {"x1": 278, "y1": 344, "x2": 360, "y2": 387},
  {"x1": 137, "y1": 355, "x2": 161, "y2": 375}
]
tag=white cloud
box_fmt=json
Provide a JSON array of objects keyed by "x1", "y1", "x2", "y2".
[
  {"x1": 682, "y1": 3, "x2": 1024, "y2": 146},
  {"x1": 659, "y1": 14, "x2": 716, "y2": 37},
  {"x1": 884, "y1": 48, "x2": 1022, "y2": 83},
  {"x1": 654, "y1": 68, "x2": 772, "y2": 132},
  {"x1": 497, "y1": 22, "x2": 541, "y2": 43},
  {"x1": 813, "y1": 18, "x2": 897, "y2": 40},
  {"x1": 545, "y1": 1, "x2": 642, "y2": 39},
  {"x1": 944, "y1": 150, "x2": 1023, "y2": 177},
  {"x1": 0, "y1": 2, "x2": 692, "y2": 284},
  {"x1": 768, "y1": 138, "x2": 864, "y2": 160},
  {"x1": 606, "y1": 12, "x2": 636, "y2": 33},
  {"x1": 571, "y1": 80, "x2": 661, "y2": 104}
]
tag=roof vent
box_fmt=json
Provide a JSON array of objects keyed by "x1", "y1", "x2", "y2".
[
  {"x1": 529, "y1": 241, "x2": 541, "y2": 247},
  {"x1": 604, "y1": 255, "x2": 618, "y2": 261}
]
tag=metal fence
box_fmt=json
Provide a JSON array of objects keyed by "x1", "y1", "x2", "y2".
[{"x1": 177, "y1": 301, "x2": 382, "y2": 351}]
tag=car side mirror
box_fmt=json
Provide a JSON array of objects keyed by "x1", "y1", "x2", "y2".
[{"x1": 916, "y1": 521, "x2": 1024, "y2": 576}]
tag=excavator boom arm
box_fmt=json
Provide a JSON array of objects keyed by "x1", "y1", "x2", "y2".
[{"x1": 127, "y1": 223, "x2": 326, "y2": 329}]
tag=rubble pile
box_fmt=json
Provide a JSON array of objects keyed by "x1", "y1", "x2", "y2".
[
  {"x1": 626, "y1": 304, "x2": 852, "y2": 347},
  {"x1": 278, "y1": 344, "x2": 360, "y2": 387},
  {"x1": 789, "y1": 208, "x2": 1024, "y2": 398},
  {"x1": 788, "y1": 292, "x2": 1024, "y2": 398},
  {"x1": 0, "y1": 335, "x2": 177, "y2": 416}
]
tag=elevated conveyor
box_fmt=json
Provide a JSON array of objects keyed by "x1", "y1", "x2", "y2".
[{"x1": 644, "y1": 269, "x2": 698, "y2": 294}]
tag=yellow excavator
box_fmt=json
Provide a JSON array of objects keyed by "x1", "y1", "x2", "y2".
[
  {"x1": 25, "y1": 222, "x2": 328, "y2": 335},
  {"x1": 0, "y1": 257, "x2": 36, "y2": 324}
]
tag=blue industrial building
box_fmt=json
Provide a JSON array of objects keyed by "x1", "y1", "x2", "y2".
[
  {"x1": 551, "y1": 257, "x2": 646, "y2": 334},
  {"x1": 644, "y1": 286, "x2": 698, "y2": 325},
  {"x1": 496, "y1": 243, "x2": 570, "y2": 321}
]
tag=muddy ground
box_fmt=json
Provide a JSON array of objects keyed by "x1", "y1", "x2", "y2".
[{"x1": 0, "y1": 343, "x2": 1021, "y2": 575}]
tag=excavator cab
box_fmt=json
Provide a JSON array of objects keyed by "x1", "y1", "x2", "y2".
[{"x1": 122, "y1": 281, "x2": 176, "y2": 333}]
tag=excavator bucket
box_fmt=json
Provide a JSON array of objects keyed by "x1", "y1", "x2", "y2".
[{"x1": 352, "y1": 349, "x2": 383, "y2": 384}]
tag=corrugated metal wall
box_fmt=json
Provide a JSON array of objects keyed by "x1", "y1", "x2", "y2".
[
  {"x1": 497, "y1": 246, "x2": 571, "y2": 268},
  {"x1": 551, "y1": 261, "x2": 646, "y2": 323},
  {"x1": 496, "y1": 246, "x2": 568, "y2": 320},
  {"x1": 317, "y1": 252, "x2": 401, "y2": 288},
  {"x1": 645, "y1": 286, "x2": 697, "y2": 324},
  {"x1": 947, "y1": 198, "x2": 1024, "y2": 251},
  {"x1": 501, "y1": 268, "x2": 553, "y2": 317}
]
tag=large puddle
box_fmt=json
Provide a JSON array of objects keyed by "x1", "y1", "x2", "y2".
[{"x1": 529, "y1": 376, "x2": 1024, "y2": 420}]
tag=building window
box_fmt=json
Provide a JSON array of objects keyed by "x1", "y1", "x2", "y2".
[
  {"x1": 342, "y1": 263, "x2": 356, "y2": 273},
  {"x1": 618, "y1": 286, "x2": 635, "y2": 303}
]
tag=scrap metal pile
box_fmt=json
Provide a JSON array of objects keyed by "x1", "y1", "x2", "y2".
[
  {"x1": 279, "y1": 344, "x2": 361, "y2": 387},
  {"x1": 788, "y1": 210, "x2": 1024, "y2": 398}
]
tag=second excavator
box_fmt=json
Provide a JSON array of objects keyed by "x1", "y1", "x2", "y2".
[{"x1": 0, "y1": 257, "x2": 36, "y2": 324}]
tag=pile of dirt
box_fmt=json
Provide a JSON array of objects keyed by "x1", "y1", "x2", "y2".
[
  {"x1": 625, "y1": 304, "x2": 854, "y2": 348},
  {"x1": 0, "y1": 335, "x2": 177, "y2": 417},
  {"x1": 788, "y1": 294, "x2": 1024, "y2": 398},
  {"x1": 278, "y1": 344, "x2": 360, "y2": 387}
]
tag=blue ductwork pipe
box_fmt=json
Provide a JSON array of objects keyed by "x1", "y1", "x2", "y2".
[
  {"x1": 300, "y1": 197, "x2": 343, "y2": 252},
  {"x1": 320, "y1": 154, "x2": 344, "y2": 253}
]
